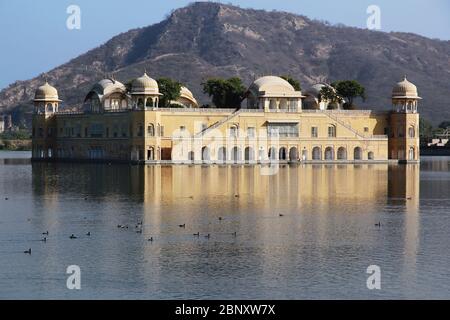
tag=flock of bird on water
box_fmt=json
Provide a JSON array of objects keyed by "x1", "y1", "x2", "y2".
[
  {"x1": 3, "y1": 195, "x2": 383, "y2": 255},
  {"x1": 7, "y1": 194, "x2": 246, "y2": 255}
]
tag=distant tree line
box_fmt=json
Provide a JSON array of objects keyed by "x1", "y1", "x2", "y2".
[
  {"x1": 420, "y1": 118, "x2": 450, "y2": 143},
  {"x1": 0, "y1": 130, "x2": 31, "y2": 140}
]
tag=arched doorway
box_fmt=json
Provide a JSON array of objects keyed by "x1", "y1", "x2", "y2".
[
  {"x1": 324, "y1": 146, "x2": 334, "y2": 160},
  {"x1": 202, "y1": 146, "x2": 210, "y2": 161},
  {"x1": 218, "y1": 147, "x2": 227, "y2": 162},
  {"x1": 232, "y1": 146, "x2": 241, "y2": 163},
  {"x1": 279, "y1": 147, "x2": 287, "y2": 160},
  {"x1": 269, "y1": 147, "x2": 277, "y2": 161},
  {"x1": 368, "y1": 151, "x2": 374, "y2": 160},
  {"x1": 245, "y1": 147, "x2": 254, "y2": 162},
  {"x1": 312, "y1": 147, "x2": 321, "y2": 160},
  {"x1": 289, "y1": 147, "x2": 298, "y2": 161},
  {"x1": 337, "y1": 147, "x2": 347, "y2": 160},
  {"x1": 354, "y1": 147, "x2": 362, "y2": 160}
]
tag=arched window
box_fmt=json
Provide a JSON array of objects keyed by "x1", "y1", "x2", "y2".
[
  {"x1": 147, "y1": 124, "x2": 155, "y2": 137},
  {"x1": 328, "y1": 125, "x2": 336, "y2": 138},
  {"x1": 229, "y1": 125, "x2": 238, "y2": 138},
  {"x1": 408, "y1": 126, "x2": 415, "y2": 138},
  {"x1": 368, "y1": 151, "x2": 374, "y2": 160},
  {"x1": 409, "y1": 147, "x2": 415, "y2": 160},
  {"x1": 188, "y1": 151, "x2": 195, "y2": 161},
  {"x1": 354, "y1": 147, "x2": 362, "y2": 160},
  {"x1": 146, "y1": 98, "x2": 153, "y2": 108},
  {"x1": 147, "y1": 147, "x2": 154, "y2": 160}
]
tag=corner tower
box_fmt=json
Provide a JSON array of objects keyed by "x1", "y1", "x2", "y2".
[
  {"x1": 33, "y1": 81, "x2": 61, "y2": 117},
  {"x1": 32, "y1": 81, "x2": 60, "y2": 160},
  {"x1": 389, "y1": 77, "x2": 421, "y2": 162}
]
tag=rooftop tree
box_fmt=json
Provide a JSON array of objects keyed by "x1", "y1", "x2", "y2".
[
  {"x1": 318, "y1": 86, "x2": 343, "y2": 108},
  {"x1": 157, "y1": 77, "x2": 182, "y2": 108},
  {"x1": 280, "y1": 75, "x2": 301, "y2": 91},
  {"x1": 331, "y1": 80, "x2": 366, "y2": 109},
  {"x1": 202, "y1": 77, "x2": 245, "y2": 108}
]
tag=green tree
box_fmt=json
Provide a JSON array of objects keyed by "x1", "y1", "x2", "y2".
[
  {"x1": 280, "y1": 75, "x2": 301, "y2": 91},
  {"x1": 331, "y1": 80, "x2": 366, "y2": 109},
  {"x1": 318, "y1": 86, "x2": 343, "y2": 107},
  {"x1": 202, "y1": 77, "x2": 245, "y2": 108},
  {"x1": 157, "y1": 77, "x2": 182, "y2": 108}
]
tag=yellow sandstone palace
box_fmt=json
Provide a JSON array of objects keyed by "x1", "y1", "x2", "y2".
[{"x1": 31, "y1": 73, "x2": 420, "y2": 164}]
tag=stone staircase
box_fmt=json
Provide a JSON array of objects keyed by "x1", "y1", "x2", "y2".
[
  {"x1": 195, "y1": 109, "x2": 242, "y2": 138},
  {"x1": 324, "y1": 111, "x2": 365, "y2": 139}
]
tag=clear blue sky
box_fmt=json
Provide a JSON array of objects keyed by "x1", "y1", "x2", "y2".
[{"x1": 0, "y1": 0, "x2": 449, "y2": 89}]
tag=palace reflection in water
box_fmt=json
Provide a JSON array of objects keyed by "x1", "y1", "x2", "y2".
[
  {"x1": 31, "y1": 163, "x2": 420, "y2": 206},
  {"x1": 27, "y1": 162, "x2": 424, "y2": 296},
  {"x1": 7, "y1": 152, "x2": 449, "y2": 299}
]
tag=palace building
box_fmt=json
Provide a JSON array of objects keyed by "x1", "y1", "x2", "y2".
[{"x1": 31, "y1": 74, "x2": 420, "y2": 164}]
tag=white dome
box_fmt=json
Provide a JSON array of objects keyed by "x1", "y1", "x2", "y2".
[
  {"x1": 249, "y1": 76, "x2": 296, "y2": 95},
  {"x1": 91, "y1": 78, "x2": 126, "y2": 96},
  {"x1": 179, "y1": 86, "x2": 198, "y2": 106},
  {"x1": 131, "y1": 72, "x2": 159, "y2": 94},
  {"x1": 34, "y1": 82, "x2": 59, "y2": 101},
  {"x1": 392, "y1": 76, "x2": 420, "y2": 98}
]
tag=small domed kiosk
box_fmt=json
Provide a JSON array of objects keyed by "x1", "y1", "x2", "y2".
[
  {"x1": 246, "y1": 76, "x2": 305, "y2": 111},
  {"x1": 392, "y1": 76, "x2": 421, "y2": 113},
  {"x1": 84, "y1": 78, "x2": 127, "y2": 112},
  {"x1": 130, "y1": 72, "x2": 162, "y2": 109},
  {"x1": 34, "y1": 82, "x2": 61, "y2": 115}
]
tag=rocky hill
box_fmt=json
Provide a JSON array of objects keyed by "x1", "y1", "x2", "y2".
[{"x1": 1, "y1": 2, "x2": 449, "y2": 123}]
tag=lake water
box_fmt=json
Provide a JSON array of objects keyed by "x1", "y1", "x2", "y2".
[{"x1": 0, "y1": 151, "x2": 449, "y2": 299}]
